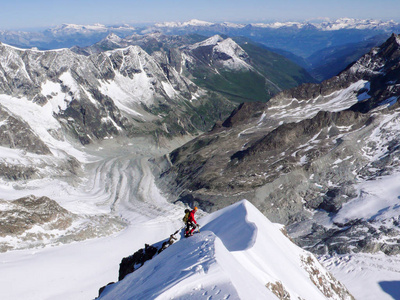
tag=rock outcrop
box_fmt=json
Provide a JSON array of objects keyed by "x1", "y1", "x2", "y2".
[{"x1": 0, "y1": 195, "x2": 126, "y2": 252}]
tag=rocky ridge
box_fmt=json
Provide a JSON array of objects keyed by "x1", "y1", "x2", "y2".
[{"x1": 0, "y1": 195, "x2": 125, "y2": 252}]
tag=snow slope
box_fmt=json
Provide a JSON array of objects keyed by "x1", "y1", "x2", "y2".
[{"x1": 99, "y1": 200, "x2": 352, "y2": 300}]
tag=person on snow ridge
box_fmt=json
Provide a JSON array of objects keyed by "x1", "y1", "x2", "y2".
[{"x1": 185, "y1": 206, "x2": 199, "y2": 237}]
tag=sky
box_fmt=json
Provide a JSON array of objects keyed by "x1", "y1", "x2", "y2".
[{"x1": 1, "y1": 0, "x2": 400, "y2": 30}]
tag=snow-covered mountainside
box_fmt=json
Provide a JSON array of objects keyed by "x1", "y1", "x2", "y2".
[
  {"x1": 76, "y1": 33, "x2": 315, "y2": 100},
  {"x1": 0, "y1": 38, "x2": 250, "y2": 144},
  {"x1": 99, "y1": 200, "x2": 354, "y2": 300},
  {"x1": 0, "y1": 38, "x2": 238, "y2": 252},
  {"x1": 157, "y1": 33, "x2": 400, "y2": 257}
]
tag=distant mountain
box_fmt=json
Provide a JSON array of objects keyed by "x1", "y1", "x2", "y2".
[
  {"x1": 150, "y1": 18, "x2": 400, "y2": 58},
  {"x1": 1, "y1": 18, "x2": 399, "y2": 85},
  {"x1": 74, "y1": 33, "x2": 316, "y2": 102},
  {"x1": 1, "y1": 18, "x2": 399, "y2": 61},
  {"x1": 156, "y1": 33, "x2": 400, "y2": 256},
  {"x1": 0, "y1": 23, "x2": 139, "y2": 50},
  {"x1": 98, "y1": 200, "x2": 354, "y2": 300},
  {"x1": 154, "y1": 18, "x2": 398, "y2": 31}
]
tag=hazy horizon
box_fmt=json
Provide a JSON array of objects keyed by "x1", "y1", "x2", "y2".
[{"x1": 1, "y1": 0, "x2": 400, "y2": 31}]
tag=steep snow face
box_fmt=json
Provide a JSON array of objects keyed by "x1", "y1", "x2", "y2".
[
  {"x1": 100, "y1": 200, "x2": 353, "y2": 300},
  {"x1": 101, "y1": 46, "x2": 162, "y2": 107}
]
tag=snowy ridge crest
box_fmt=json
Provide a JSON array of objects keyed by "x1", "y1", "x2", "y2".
[{"x1": 99, "y1": 200, "x2": 354, "y2": 300}]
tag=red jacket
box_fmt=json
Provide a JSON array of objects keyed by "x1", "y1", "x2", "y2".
[{"x1": 188, "y1": 210, "x2": 197, "y2": 224}]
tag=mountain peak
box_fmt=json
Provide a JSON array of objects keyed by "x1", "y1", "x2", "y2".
[
  {"x1": 189, "y1": 34, "x2": 224, "y2": 48},
  {"x1": 155, "y1": 19, "x2": 214, "y2": 28},
  {"x1": 105, "y1": 33, "x2": 122, "y2": 42},
  {"x1": 184, "y1": 19, "x2": 214, "y2": 26}
]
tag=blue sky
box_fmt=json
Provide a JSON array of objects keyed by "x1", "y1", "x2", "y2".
[{"x1": 1, "y1": 0, "x2": 400, "y2": 30}]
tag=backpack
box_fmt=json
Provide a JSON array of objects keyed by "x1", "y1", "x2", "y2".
[{"x1": 182, "y1": 209, "x2": 190, "y2": 223}]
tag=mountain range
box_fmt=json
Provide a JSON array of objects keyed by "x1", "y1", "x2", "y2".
[
  {"x1": 1, "y1": 18, "x2": 398, "y2": 82},
  {"x1": 1, "y1": 20, "x2": 400, "y2": 300}
]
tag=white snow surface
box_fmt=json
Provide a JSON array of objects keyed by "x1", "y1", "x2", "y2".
[
  {"x1": 334, "y1": 173, "x2": 400, "y2": 223},
  {"x1": 321, "y1": 253, "x2": 400, "y2": 300},
  {"x1": 99, "y1": 200, "x2": 346, "y2": 300}
]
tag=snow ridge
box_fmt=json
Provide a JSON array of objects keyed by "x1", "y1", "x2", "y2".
[{"x1": 99, "y1": 200, "x2": 353, "y2": 300}]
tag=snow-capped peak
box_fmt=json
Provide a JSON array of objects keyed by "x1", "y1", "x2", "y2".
[
  {"x1": 189, "y1": 34, "x2": 224, "y2": 49},
  {"x1": 155, "y1": 19, "x2": 214, "y2": 28},
  {"x1": 251, "y1": 21, "x2": 309, "y2": 29},
  {"x1": 99, "y1": 200, "x2": 353, "y2": 300},
  {"x1": 315, "y1": 17, "x2": 398, "y2": 31},
  {"x1": 184, "y1": 19, "x2": 214, "y2": 26},
  {"x1": 105, "y1": 33, "x2": 122, "y2": 42},
  {"x1": 154, "y1": 18, "x2": 399, "y2": 32},
  {"x1": 51, "y1": 23, "x2": 108, "y2": 33}
]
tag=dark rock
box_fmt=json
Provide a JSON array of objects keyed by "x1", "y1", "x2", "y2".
[
  {"x1": 98, "y1": 282, "x2": 114, "y2": 298},
  {"x1": 118, "y1": 244, "x2": 158, "y2": 281}
]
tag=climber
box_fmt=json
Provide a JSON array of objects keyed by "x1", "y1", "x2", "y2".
[{"x1": 184, "y1": 206, "x2": 199, "y2": 237}]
